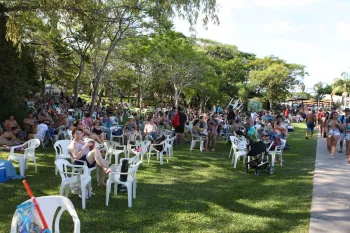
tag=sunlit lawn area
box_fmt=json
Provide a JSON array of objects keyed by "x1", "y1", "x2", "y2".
[{"x1": 0, "y1": 123, "x2": 316, "y2": 232}]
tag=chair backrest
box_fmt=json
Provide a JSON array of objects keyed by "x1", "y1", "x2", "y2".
[
  {"x1": 54, "y1": 140, "x2": 72, "y2": 158},
  {"x1": 10, "y1": 195, "x2": 80, "y2": 233},
  {"x1": 27, "y1": 139, "x2": 41, "y2": 148},
  {"x1": 135, "y1": 140, "x2": 151, "y2": 154},
  {"x1": 67, "y1": 129, "x2": 73, "y2": 140},
  {"x1": 55, "y1": 159, "x2": 89, "y2": 181},
  {"x1": 120, "y1": 154, "x2": 140, "y2": 165}
]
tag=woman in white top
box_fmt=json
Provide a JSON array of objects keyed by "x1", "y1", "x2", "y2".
[{"x1": 144, "y1": 116, "x2": 159, "y2": 140}]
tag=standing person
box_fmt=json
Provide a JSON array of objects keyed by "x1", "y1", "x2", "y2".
[
  {"x1": 337, "y1": 108, "x2": 350, "y2": 153},
  {"x1": 344, "y1": 116, "x2": 350, "y2": 161},
  {"x1": 325, "y1": 112, "x2": 343, "y2": 158},
  {"x1": 174, "y1": 107, "x2": 187, "y2": 145},
  {"x1": 207, "y1": 115, "x2": 218, "y2": 151},
  {"x1": 305, "y1": 110, "x2": 317, "y2": 139}
]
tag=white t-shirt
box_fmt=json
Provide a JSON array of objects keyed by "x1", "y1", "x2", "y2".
[{"x1": 37, "y1": 123, "x2": 48, "y2": 140}]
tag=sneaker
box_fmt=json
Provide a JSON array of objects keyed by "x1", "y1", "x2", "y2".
[{"x1": 306, "y1": 136, "x2": 308, "y2": 139}]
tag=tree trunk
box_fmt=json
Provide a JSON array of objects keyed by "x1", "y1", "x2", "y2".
[
  {"x1": 97, "y1": 88, "x2": 103, "y2": 107},
  {"x1": 41, "y1": 59, "x2": 46, "y2": 97},
  {"x1": 73, "y1": 58, "x2": 85, "y2": 108},
  {"x1": 90, "y1": 35, "x2": 121, "y2": 113},
  {"x1": 174, "y1": 85, "x2": 181, "y2": 108}
]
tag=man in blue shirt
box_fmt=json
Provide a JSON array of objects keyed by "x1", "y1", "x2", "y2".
[{"x1": 337, "y1": 108, "x2": 350, "y2": 153}]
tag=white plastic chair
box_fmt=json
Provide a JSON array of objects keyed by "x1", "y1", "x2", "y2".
[
  {"x1": 8, "y1": 139, "x2": 41, "y2": 176},
  {"x1": 167, "y1": 136, "x2": 176, "y2": 157},
  {"x1": 228, "y1": 135, "x2": 247, "y2": 158},
  {"x1": 269, "y1": 139, "x2": 286, "y2": 166},
  {"x1": 10, "y1": 195, "x2": 80, "y2": 233},
  {"x1": 231, "y1": 143, "x2": 248, "y2": 168},
  {"x1": 55, "y1": 159, "x2": 92, "y2": 209},
  {"x1": 130, "y1": 140, "x2": 151, "y2": 162},
  {"x1": 66, "y1": 129, "x2": 73, "y2": 140},
  {"x1": 147, "y1": 140, "x2": 170, "y2": 165},
  {"x1": 190, "y1": 132, "x2": 204, "y2": 152},
  {"x1": 104, "y1": 141, "x2": 127, "y2": 164},
  {"x1": 109, "y1": 116, "x2": 118, "y2": 126},
  {"x1": 110, "y1": 126, "x2": 124, "y2": 145},
  {"x1": 34, "y1": 130, "x2": 53, "y2": 149},
  {"x1": 54, "y1": 140, "x2": 72, "y2": 175},
  {"x1": 106, "y1": 161, "x2": 142, "y2": 208}
]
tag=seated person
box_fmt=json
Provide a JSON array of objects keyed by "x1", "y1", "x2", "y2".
[
  {"x1": 91, "y1": 121, "x2": 104, "y2": 142},
  {"x1": 68, "y1": 128, "x2": 110, "y2": 186},
  {"x1": 55, "y1": 113, "x2": 68, "y2": 128},
  {"x1": 124, "y1": 115, "x2": 137, "y2": 133},
  {"x1": 70, "y1": 120, "x2": 103, "y2": 143},
  {"x1": 28, "y1": 120, "x2": 48, "y2": 141},
  {"x1": 37, "y1": 109, "x2": 54, "y2": 126},
  {"x1": 144, "y1": 116, "x2": 159, "y2": 140},
  {"x1": 233, "y1": 119, "x2": 245, "y2": 134},
  {"x1": 82, "y1": 112, "x2": 93, "y2": 128},
  {"x1": 0, "y1": 126, "x2": 24, "y2": 146},
  {"x1": 23, "y1": 113, "x2": 37, "y2": 133},
  {"x1": 4, "y1": 115, "x2": 22, "y2": 135},
  {"x1": 192, "y1": 119, "x2": 208, "y2": 151},
  {"x1": 274, "y1": 119, "x2": 287, "y2": 139}
]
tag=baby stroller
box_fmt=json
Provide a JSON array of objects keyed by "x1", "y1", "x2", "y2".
[{"x1": 245, "y1": 141, "x2": 274, "y2": 176}]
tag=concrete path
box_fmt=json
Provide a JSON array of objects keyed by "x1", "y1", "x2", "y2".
[{"x1": 309, "y1": 136, "x2": 350, "y2": 233}]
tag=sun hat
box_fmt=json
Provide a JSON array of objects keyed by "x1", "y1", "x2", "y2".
[{"x1": 129, "y1": 115, "x2": 134, "y2": 119}]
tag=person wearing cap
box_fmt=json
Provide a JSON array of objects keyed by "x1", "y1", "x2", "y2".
[
  {"x1": 305, "y1": 110, "x2": 317, "y2": 139},
  {"x1": 337, "y1": 108, "x2": 350, "y2": 153}
]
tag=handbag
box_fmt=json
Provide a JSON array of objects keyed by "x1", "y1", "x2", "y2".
[{"x1": 323, "y1": 132, "x2": 327, "y2": 138}]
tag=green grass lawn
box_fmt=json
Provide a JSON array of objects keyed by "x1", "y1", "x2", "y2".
[{"x1": 0, "y1": 123, "x2": 316, "y2": 232}]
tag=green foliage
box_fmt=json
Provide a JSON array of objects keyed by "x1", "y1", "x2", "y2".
[
  {"x1": 248, "y1": 57, "x2": 306, "y2": 108},
  {"x1": 313, "y1": 82, "x2": 331, "y2": 101},
  {"x1": 0, "y1": 9, "x2": 39, "y2": 105}
]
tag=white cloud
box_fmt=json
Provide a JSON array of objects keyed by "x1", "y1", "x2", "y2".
[
  {"x1": 262, "y1": 21, "x2": 307, "y2": 34},
  {"x1": 336, "y1": 22, "x2": 350, "y2": 41}
]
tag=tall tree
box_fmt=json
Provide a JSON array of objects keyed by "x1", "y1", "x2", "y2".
[{"x1": 249, "y1": 57, "x2": 306, "y2": 109}]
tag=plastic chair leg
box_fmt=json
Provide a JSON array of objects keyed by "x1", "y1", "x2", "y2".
[
  {"x1": 106, "y1": 180, "x2": 111, "y2": 206},
  {"x1": 234, "y1": 155, "x2": 239, "y2": 168},
  {"x1": 127, "y1": 184, "x2": 132, "y2": 208},
  {"x1": 133, "y1": 180, "x2": 136, "y2": 199}
]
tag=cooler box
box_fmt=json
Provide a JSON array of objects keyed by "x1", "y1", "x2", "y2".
[
  {"x1": 288, "y1": 126, "x2": 294, "y2": 132},
  {"x1": 0, "y1": 161, "x2": 10, "y2": 183}
]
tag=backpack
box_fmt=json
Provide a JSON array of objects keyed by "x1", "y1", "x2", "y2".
[
  {"x1": 172, "y1": 112, "x2": 180, "y2": 127},
  {"x1": 112, "y1": 127, "x2": 123, "y2": 136}
]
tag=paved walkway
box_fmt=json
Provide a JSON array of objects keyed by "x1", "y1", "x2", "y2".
[{"x1": 309, "y1": 136, "x2": 350, "y2": 233}]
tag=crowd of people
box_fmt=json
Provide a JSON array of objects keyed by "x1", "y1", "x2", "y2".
[{"x1": 307, "y1": 107, "x2": 350, "y2": 163}]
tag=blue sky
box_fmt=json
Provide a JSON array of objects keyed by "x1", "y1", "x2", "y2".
[{"x1": 173, "y1": 0, "x2": 350, "y2": 92}]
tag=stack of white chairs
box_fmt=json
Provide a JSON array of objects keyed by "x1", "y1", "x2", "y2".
[{"x1": 229, "y1": 135, "x2": 248, "y2": 168}]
